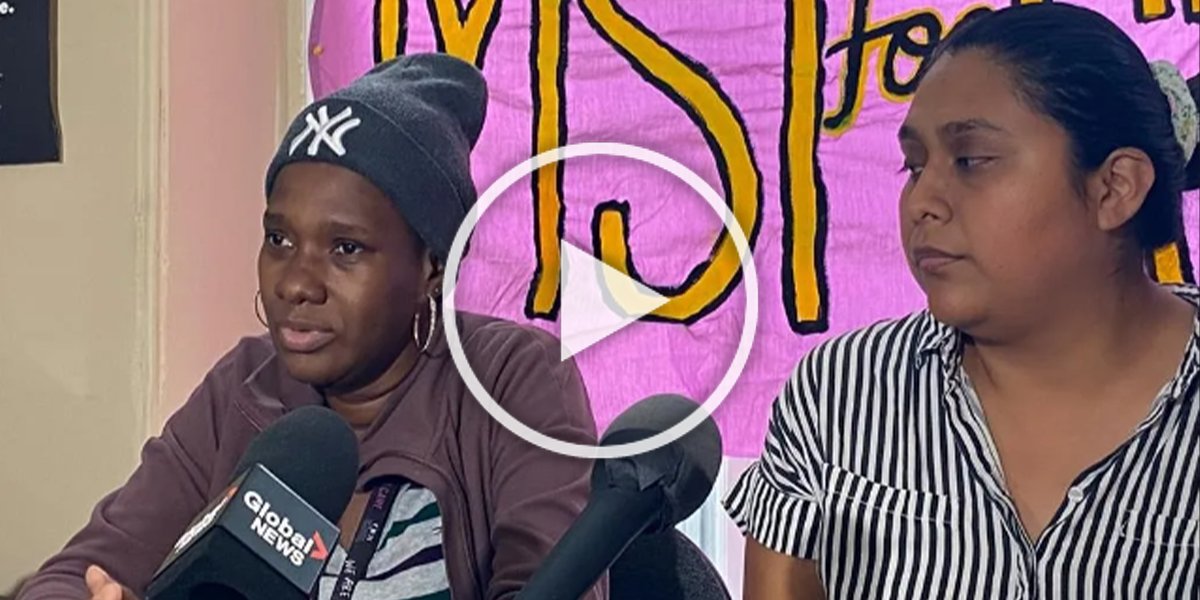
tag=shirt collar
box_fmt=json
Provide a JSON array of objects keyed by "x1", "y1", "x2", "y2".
[
  {"x1": 241, "y1": 312, "x2": 456, "y2": 414},
  {"x1": 915, "y1": 310, "x2": 960, "y2": 372},
  {"x1": 243, "y1": 349, "x2": 324, "y2": 414},
  {"x1": 1162, "y1": 284, "x2": 1199, "y2": 401}
]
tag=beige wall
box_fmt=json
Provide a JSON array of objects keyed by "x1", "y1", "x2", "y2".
[
  {"x1": 0, "y1": 0, "x2": 305, "y2": 589},
  {"x1": 0, "y1": 0, "x2": 157, "y2": 586}
]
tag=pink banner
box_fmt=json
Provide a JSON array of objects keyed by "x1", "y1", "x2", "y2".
[{"x1": 308, "y1": 0, "x2": 1200, "y2": 457}]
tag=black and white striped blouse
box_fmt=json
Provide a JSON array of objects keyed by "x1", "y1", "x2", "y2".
[{"x1": 725, "y1": 285, "x2": 1199, "y2": 599}]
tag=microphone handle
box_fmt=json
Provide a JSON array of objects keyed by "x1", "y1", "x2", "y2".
[{"x1": 516, "y1": 486, "x2": 665, "y2": 600}]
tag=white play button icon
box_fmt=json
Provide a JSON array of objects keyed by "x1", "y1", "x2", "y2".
[
  {"x1": 558, "y1": 241, "x2": 669, "y2": 361},
  {"x1": 442, "y1": 142, "x2": 758, "y2": 460}
]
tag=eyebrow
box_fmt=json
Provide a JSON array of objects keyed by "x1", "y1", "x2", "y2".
[
  {"x1": 940, "y1": 118, "x2": 1006, "y2": 137},
  {"x1": 325, "y1": 220, "x2": 372, "y2": 237},
  {"x1": 897, "y1": 118, "x2": 1007, "y2": 142},
  {"x1": 261, "y1": 212, "x2": 373, "y2": 237}
]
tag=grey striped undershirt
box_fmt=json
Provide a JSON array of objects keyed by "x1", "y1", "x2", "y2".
[{"x1": 317, "y1": 481, "x2": 450, "y2": 600}]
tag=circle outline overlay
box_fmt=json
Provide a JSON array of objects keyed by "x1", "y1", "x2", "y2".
[{"x1": 441, "y1": 142, "x2": 758, "y2": 460}]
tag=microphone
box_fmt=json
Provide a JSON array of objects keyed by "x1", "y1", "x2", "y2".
[
  {"x1": 144, "y1": 406, "x2": 359, "y2": 600},
  {"x1": 516, "y1": 394, "x2": 723, "y2": 600}
]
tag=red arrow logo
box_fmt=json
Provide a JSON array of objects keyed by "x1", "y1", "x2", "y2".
[{"x1": 309, "y1": 531, "x2": 329, "y2": 561}]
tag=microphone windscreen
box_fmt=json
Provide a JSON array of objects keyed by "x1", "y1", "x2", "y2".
[
  {"x1": 597, "y1": 394, "x2": 722, "y2": 531},
  {"x1": 231, "y1": 405, "x2": 359, "y2": 523}
]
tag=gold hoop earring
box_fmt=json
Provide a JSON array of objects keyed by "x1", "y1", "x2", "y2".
[
  {"x1": 413, "y1": 294, "x2": 439, "y2": 353},
  {"x1": 254, "y1": 290, "x2": 268, "y2": 329}
]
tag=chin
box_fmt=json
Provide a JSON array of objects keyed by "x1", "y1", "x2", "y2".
[
  {"x1": 922, "y1": 284, "x2": 988, "y2": 331},
  {"x1": 277, "y1": 352, "x2": 345, "y2": 388}
]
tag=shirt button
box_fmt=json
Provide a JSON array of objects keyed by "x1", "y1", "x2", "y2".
[{"x1": 1068, "y1": 486, "x2": 1085, "y2": 503}]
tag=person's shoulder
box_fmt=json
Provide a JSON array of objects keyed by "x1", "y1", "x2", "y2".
[
  {"x1": 205, "y1": 333, "x2": 278, "y2": 384},
  {"x1": 1165, "y1": 283, "x2": 1199, "y2": 306},
  {"x1": 782, "y1": 311, "x2": 938, "y2": 404},
  {"x1": 456, "y1": 312, "x2": 561, "y2": 368},
  {"x1": 156, "y1": 334, "x2": 277, "y2": 452},
  {"x1": 802, "y1": 310, "x2": 934, "y2": 371},
  {"x1": 450, "y1": 312, "x2": 588, "y2": 410},
  {"x1": 169, "y1": 334, "x2": 280, "y2": 416},
  {"x1": 777, "y1": 311, "x2": 935, "y2": 419}
]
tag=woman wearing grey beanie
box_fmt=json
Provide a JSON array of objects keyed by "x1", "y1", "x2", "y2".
[{"x1": 20, "y1": 54, "x2": 606, "y2": 600}]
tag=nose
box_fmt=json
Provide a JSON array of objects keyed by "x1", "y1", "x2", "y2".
[
  {"x1": 274, "y1": 250, "x2": 328, "y2": 307},
  {"x1": 902, "y1": 166, "x2": 953, "y2": 226}
]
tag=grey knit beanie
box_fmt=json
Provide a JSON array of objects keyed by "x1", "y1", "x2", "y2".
[{"x1": 265, "y1": 53, "x2": 488, "y2": 261}]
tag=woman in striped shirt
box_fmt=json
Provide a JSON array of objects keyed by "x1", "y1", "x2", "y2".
[{"x1": 726, "y1": 3, "x2": 1199, "y2": 599}]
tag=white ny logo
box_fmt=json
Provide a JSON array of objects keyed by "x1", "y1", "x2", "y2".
[{"x1": 288, "y1": 105, "x2": 362, "y2": 157}]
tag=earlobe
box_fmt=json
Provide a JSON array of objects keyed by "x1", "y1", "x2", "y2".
[
  {"x1": 423, "y1": 251, "x2": 445, "y2": 298},
  {"x1": 1094, "y1": 148, "x2": 1156, "y2": 234}
]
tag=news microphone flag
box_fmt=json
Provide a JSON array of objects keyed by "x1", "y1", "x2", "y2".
[{"x1": 147, "y1": 463, "x2": 339, "y2": 599}]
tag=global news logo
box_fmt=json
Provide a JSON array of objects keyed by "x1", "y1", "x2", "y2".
[{"x1": 243, "y1": 490, "x2": 331, "y2": 566}]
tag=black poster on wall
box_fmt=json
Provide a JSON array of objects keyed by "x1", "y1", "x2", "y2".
[{"x1": 0, "y1": 0, "x2": 60, "y2": 165}]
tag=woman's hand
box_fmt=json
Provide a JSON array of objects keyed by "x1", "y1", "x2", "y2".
[{"x1": 84, "y1": 566, "x2": 139, "y2": 600}]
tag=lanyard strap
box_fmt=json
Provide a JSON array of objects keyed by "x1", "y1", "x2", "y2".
[{"x1": 328, "y1": 480, "x2": 402, "y2": 600}]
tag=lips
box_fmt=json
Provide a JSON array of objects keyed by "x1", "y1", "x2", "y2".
[
  {"x1": 276, "y1": 321, "x2": 336, "y2": 353},
  {"x1": 911, "y1": 246, "x2": 964, "y2": 273}
]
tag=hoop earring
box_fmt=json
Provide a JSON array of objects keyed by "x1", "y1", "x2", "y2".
[
  {"x1": 413, "y1": 294, "x2": 439, "y2": 353},
  {"x1": 254, "y1": 291, "x2": 268, "y2": 329}
]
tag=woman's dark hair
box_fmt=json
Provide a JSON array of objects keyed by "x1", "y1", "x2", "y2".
[
  {"x1": 921, "y1": 3, "x2": 1195, "y2": 251},
  {"x1": 1187, "y1": 75, "x2": 1199, "y2": 192}
]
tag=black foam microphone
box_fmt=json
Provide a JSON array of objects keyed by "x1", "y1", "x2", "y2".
[
  {"x1": 145, "y1": 406, "x2": 359, "y2": 600},
  {"x1": 516, "y1": 394, "x2": 723, "y2": 600}
]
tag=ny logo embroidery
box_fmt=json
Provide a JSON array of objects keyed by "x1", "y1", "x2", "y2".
[{"x1": 288, "y1": 105, "x2": 362, "y2": 157}]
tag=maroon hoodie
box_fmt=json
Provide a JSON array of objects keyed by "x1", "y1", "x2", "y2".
[{"x1": 18, "y1": 313, "x2": 608, "y2": 600}]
